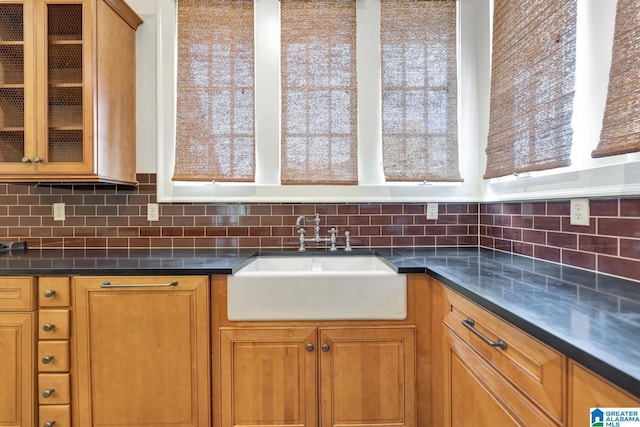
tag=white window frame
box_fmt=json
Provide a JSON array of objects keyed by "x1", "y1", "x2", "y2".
[
  {"x1": 154, "y1": 0, "x2": 481, "y2": 202},
  {"x1": 481, "y1": 0, "x2": 640, "y2": 201}
]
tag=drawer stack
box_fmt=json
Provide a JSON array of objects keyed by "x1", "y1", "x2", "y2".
[{"x1": 38, "y1": 277, "x2": 72, "y2": 427}]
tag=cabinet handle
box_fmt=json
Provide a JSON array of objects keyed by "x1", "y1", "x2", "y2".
[
  {"x1": 42, "y1": 388, "x2": 55, "y2": 398},
  {"x1": 101, "y1": 280, "x2": 179, "y2": 289},
  {"x1": 43, "y1": 289, "x2": 56, "y2": 298},
  {"x1": 42, "y1": 323, "x2": 56, "y2": 332},
  {"x1": 306, "y1": 343, "x2": 314, "y2": 352},
  {"x1": 321, "y1": 343, "x2": 330, "y2": 352},
  {"x1": 42, "y1": 355, "x2": 55, "y2": 364},
  {"x1": 43, "y1": 422, "x2": 56, "y2": 427},
  {"x1": 21, "y1": 157, "x2": 31, "y2": 163},
  {"x1": 461, "y1": 318, "x2": 507, "y2": 350},
  {"x1": 33, "y1": 156, "x2": 42, "y2": 163}
]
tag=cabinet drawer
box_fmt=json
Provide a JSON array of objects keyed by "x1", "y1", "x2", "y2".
[
  {"x1": 38, "y1": 277, "x2": 71, "y2": 308},
  {"x1": 443, "y1": 288, "x2": 565, "y2": 424},
  {"x1": 0, "y1": 276, "x2": 36, "y2": 311},
  {"x1": 38, "y1": 340, "x2": 70, "y2": 372},
  {"x1": 40, "y1": 404, "x2": 71, "y2": 427},
  {"x1": 39, "y1": 309, "x2": 70, "y2": 340},
  {"x1": 38, "y1": 373, "x2": 71, "y2": 405}
]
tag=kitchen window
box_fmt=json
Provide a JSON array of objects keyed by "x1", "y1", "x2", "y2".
[{"x1": 155, "y1": 0, "x2": 481, "y2": 202}]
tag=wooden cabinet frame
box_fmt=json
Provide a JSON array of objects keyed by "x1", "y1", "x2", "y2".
[{"x1": 212, "y1": 274, "x2": 430, "y2": 427}]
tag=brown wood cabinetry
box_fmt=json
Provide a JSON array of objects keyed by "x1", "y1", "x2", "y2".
[
  {"x1": 72, "y1": 275, "x2": 210, "y2": 427},
  {"x1": 0, "y1": 276, "x2": 36, "y2": 427},
  {"x1": 432, "y1": 279, "x2": 566, "y2": 426},
  {"x1": 213, "y1": 275, "x2": 428, "y2": 427},
  {"x1": 38, "y1": 276, "x2": 72, "y2": 427},
  {"x1": 0, "y1": 0, "x2": 142, "y2": 184},
  {"x1": 568, "y1": 361, "x2": 640, "y2": 427},
  {"x1": 220, "y1": 326, "x2": 415, "y2": 427}
]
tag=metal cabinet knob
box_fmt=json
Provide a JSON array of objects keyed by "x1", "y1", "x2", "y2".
[
  {"x1": 321, "y1": 343, "x2": 330, "y2": 352},
  {"x1": 33, "y1": 156, "x2": 42, "y2": 163},
  {"x1": 42, "y1": 323, "x2": 56, "y2": 332},
  {"x1": 42, "y1": 388, "x2": 55, "y2": 398},
  {"x1": 43, "y1": 289, "x2": 56, "y2": 298},
  {"x1": 42, "y1": 355, "x2": 55, "y2": 364},
  {"x1": 305, "y1": 343, "x2": 314, "y2": 352},
  {"x1": 21, "y1": 157, "x2": 31, "y2": 163},
  {"x1": 43, "y1": 422, "x2": 56, "y2": 427}
]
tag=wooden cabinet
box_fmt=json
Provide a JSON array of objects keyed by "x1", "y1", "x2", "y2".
[
  {"x1": 0, "y1": 0, "x2": 142, "y2": 184},
  {"x1": 0, "y1": 276, "x2": 36, "y2": 427},
  {"x1": 568, "y1": 361, "x2": 640, "y2": 427},
  {"x1": 213, "y1": 275, "x2": 429, "y2": 427},
  {"x1": 434, "y1": 282, "x2": 565, "y2": 427},
  {"x1": 72, "y1": 276, "x2": 210, "y2": 427},
  {"x1": 38, "y1": 276, "x2": 72, "y2": 427},
  {"x1": 220, "y1": 326, "x2": 415, "y2": 427}
]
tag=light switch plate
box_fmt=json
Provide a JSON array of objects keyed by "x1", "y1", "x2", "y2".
[
  {"x1": 53, "y1": 203, "x2": 65, "y2": 221},
  {"x1": 570, "y1": 199, "x2": 590, "y2": 226},
  {"x1": 426, "y1": 203, "x2": 439, "y2": 220}
]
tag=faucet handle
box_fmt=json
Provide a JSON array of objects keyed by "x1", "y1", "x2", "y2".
[
  {"x1": 329, "y1": 228, "x2": 338, "y2": 251},
  {"x1": 344, "y1": 231, "x2": 352, "y2": 251}
]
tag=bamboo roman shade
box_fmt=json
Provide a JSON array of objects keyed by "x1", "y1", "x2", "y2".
[
  {"x1": 484, "y1": 0, "x2": 577, "y2": 179},
  {"x1": 173, "y1": 0, "x2": 255, "y2": 182},
  {"x1": 280, "y1": 0, "x2": 358, "y2": 185},
  {"x1": 592, "y1": 0, "x2": 640, "y2": 158},
  {"x1": 381, "y1": 0, "x2": 461, "y2": 182}
]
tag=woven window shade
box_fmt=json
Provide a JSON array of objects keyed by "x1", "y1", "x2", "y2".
[
  {"x1": 173, "y1": 0, "x2": 255, "y2": 182},
  {"x1": 592, "y1": 0, "x2": 640, "y2": 158},
  {"x1": 281, "y1": 0, "x2": 358, "y2": 185},
  {"x1": 484, "y1": 0, "x2": 577, "y2": 179},
  {"x1": 381, "y1": 0, "x2": 461, "y2": 182}
]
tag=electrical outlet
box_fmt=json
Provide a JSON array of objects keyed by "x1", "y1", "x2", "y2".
[
  {"x1": 426, "y1": 203, "x2": 439, "y2": 220},
  {"x1": 147, "y1": 203, "x2": 159, "y2": 221},
  {"x1": 53, "y1": 203, "x2": 65, "y2": 221},
  {"x1": 570, "y1": 199, "x2": 590, "y2": 226}
]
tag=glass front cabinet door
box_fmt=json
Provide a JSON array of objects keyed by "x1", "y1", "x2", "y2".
[{"x1": 0, "y1": 0, "x2": 142, "y2": 184}]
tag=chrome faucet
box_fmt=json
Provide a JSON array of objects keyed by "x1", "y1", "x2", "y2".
[{"x1": 295, "y1": 214, "x2": 346, "y2": 251}]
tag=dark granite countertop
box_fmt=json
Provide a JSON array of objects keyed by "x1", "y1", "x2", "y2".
[{"x1": 1, "y1": 246, "x2": 639, "y2": 397}]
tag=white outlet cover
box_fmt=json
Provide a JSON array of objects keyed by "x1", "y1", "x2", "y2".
[
  {"x1": 147, "y1": 203, "x2": 159, "y2": 221},
  {"x1": 53, "y1": 203, "x2": 65, "y2": 221},
  {"x1": 570, "y1": 199, "x2": 590, "y2": 226},
  {"x1": 426, "y1": 203, "x2": 439, "y2": 220}
]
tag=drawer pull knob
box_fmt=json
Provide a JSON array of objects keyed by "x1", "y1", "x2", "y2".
[
  {"x1": 322, "y1": 343, "x2": 330, "y2": 352},
  {"x1": 43, "y1": 289, "x2": 56, "y2": 298},
  {"x1": 42, "y1": 388, "x2": 55, "y2": 398},
  {"x1": 42, "y1": 355, "x2": 55, "y2": 364},
  {"x1": 462, "y1": 318, "x2": 507, "y2": 350},
  {"x1": 305, "y1": 343, "x2": 314, "y2": 352},
  {"x1": 44, "y1": 422, "x2": 56, "y2": 427},
  {"x1": 42, "y1": 323, "x2": 56, "y2": 332}
]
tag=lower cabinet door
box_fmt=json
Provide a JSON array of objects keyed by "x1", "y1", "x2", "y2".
[
  {"x1": 0, "y1": 312, "x2": 35, "y2": 427},
  {"x1": 319, "y1": 327, "x2": 416, "y2": 427},
  {"x1": 444, "y1": 328, "x2": 557, "y2": 427},
  {"x1": 220, "y1": 327, "x2": 318, "y2": 427},
  {"x1": 72, "y1": 276, "x2": 210, "y2": 427}
]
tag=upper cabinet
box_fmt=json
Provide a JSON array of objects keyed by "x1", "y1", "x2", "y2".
[{"x1": 0, "y1": 0, "x2": 142, "y2": 185}]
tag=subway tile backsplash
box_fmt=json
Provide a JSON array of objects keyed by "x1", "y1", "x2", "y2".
[{"x1": 1, "y1": 174, "x2": 639, "y2": 282}]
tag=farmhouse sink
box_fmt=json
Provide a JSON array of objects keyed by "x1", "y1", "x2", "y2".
[{"x1": 227, "y1": 255, "x2": 407, "y2": 321}]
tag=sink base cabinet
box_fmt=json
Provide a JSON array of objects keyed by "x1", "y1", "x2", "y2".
[
  {"x1": 72, "y1": 276, "x2": 210, "y2": 427},
  {"x1": 220, "y1": 326, "x2": 415, "y2": 427},
  {"x1": 214, "y1": 274, "x2": 428, "y2": 427}
]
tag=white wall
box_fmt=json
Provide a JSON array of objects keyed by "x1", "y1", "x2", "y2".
[{"x1": 127, "y1": 0, "x2": 158, "y2": 173}]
